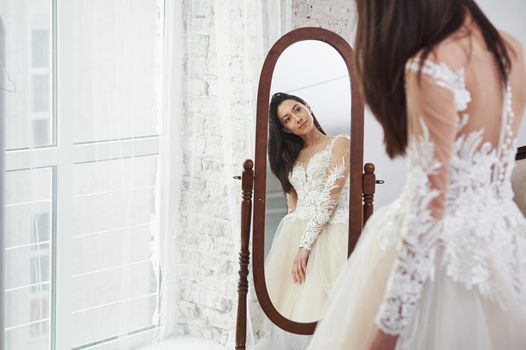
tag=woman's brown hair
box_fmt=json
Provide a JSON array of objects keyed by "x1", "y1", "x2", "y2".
[
  {"x1": 354, "y1": 0, "x2": 513, "y2": 158},
  {"x1": 268, "y1": 92, "x2": 326, "y2": 193}
]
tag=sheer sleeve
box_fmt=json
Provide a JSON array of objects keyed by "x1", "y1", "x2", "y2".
[
  {"x1": 299, "y1": 136, "x2": 351, "y2": 250},
  {"x1": 287, "y1": 189, "x2": 297, "y2": 214},
  {"x1": 375, "y1": 58, "x2": 464, "y2": 335}
]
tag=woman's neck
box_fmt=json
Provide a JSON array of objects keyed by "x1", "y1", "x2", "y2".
[{"x1": 301, "y1": 128, "x2": 329, "y2": 148}]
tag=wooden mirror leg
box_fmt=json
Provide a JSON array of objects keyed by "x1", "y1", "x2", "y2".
[
  {"x1": 236, "y1": 160, "x2": 254, "y2": 350},
  {"x1": 363, "y1": 163, "x2": 376, "y2": 225}
]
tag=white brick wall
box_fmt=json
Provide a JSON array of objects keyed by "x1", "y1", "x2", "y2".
[
  {"x1": 175, "y1": 0, "x2": 262, "y2": 346},
  {"x1": 291, "y1": 0, "x2": 356, "y2": 40},
  {"x1": 175, "y1": 0, "x2": 356, "y2": 346}
]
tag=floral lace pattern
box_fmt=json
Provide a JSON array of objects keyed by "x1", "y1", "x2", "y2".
[
  {"x1": 406, "y1": 58, "x2": 472, "y2": 111},
  {"x1": 287, "y1": 134, "x2": 350, "y2": 250},
  {"x1": 375, "y1": 59, "x2": 526, "y2": 337},
  {"x1": 375, "y1": 119, "x2": 443, "y2": 334}
]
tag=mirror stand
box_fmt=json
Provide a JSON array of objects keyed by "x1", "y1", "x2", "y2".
[
  {"x1": 235, "y1": 161, "x2": 378, "y2": 350},
  {"x1": 233, "y1": 26, "x2": 384, "y2": 350},
  {"x1": 235, "y1": 160, "x2": 254, "y2": 350}
]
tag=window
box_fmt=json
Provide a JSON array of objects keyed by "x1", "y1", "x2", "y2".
[
  {"x1": 4, "y1": 168, "x2": 53, "y2": 350},
  {"x1": 2, "y1": 1, "x2": 164, "y2": 349},
  {"x1": 31, "y1": 29, "x2": 52, "y2": 147}
]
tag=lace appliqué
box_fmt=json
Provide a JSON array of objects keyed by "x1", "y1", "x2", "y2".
[
  {"x1": 406, "y1": 58, "x2": 471, "y2": 111},
  {"x1": 376, "y1": 60, "x2": 526, "y2": 337},
  {"x1": 287, "y1": 135, "x2": 350, "y2": 250},
  {"x1": 377, "y1": 60, "x2": 470, "y2": 335},
  {"x1": 376, "y1": 120, "x2": 442, "y2": 335},
  {"x1": 299, "y1": 158, "x2": 348, "y2": 250}
]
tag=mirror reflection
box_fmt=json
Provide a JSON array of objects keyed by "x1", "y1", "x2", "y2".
[{"x1": 264, "y1": 40, "x2": 351, "y2": 323}]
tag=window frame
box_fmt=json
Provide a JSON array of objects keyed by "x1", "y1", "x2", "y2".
[{"x1": 4, "y1": 1, "x2": 164, "y2": 348}]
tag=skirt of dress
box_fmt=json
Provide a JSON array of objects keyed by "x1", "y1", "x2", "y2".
[
  {"x1": 264, "y1": 216, "x2": 349, "y2": 323},
  {"x1": 307, "y1": 202, "x2": 526, "y2": 350}
]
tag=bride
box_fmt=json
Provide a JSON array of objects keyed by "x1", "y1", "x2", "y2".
[
  {"x1": 308, "y1": 0, "x2": 526, "y2": 349},
  {"x1": 253, "y1": 92, "x2": 351, "y2": 350},
  {"x1": 264, "y1": 92, "x2": 350, "y2": 323}
]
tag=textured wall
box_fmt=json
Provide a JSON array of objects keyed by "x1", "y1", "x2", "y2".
[
  {"x1": 175, "y1": 0, "x2": 263, "y2": 346},
  {"x1": 291, "y1": 0, "x2": 356, "y2": 40}
]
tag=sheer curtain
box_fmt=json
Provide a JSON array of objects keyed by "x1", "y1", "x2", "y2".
[
  {"x1": 160, "y1": 0, "x2": 282, "y2": 347},
  {"x1": 157, "y1": 0, "x2": 183, "y2": 340},
  {"x1": 0, "y1": 12, "x2": 6, "y2": 349},
  {"x1": 2, "y1": 0, "x2": 164, "y2": 349},
  {"x1": 1, "y1": 0, "x2": 283, "y2": 349}
]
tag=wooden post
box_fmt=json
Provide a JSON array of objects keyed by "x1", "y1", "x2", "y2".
[
  {"x1": 235, "y1": 160, "x2": 254, "y2": 350},
  {"x1": 363, "y1": 163, "x2": 376, "y2": 225}
]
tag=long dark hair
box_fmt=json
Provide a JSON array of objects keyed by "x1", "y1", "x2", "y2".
[
  {"x1": 268, "y1": 92, "x2": 326, "y2": 193},
  {"x1": 355, "y1": 0, "x2": 513, "y2": 158}
]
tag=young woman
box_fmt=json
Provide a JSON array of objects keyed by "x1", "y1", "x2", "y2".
[
  {"x1": 308, "y1": 1, "x2": 526, "y2": 349},
  {"x1": 263, "y1": 92, "x2": 351, "y2": 324}
]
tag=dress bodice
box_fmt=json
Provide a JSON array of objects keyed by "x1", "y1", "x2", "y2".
[
  {"x1": 283, "y1": 134, "x2": 351, "y2": 250},
  {"x1": 287, "y1": 136, "x2": 350, "y2": 226},
  {"x1": 401, "y1": 60, "x2": 523, "y2": 295}
]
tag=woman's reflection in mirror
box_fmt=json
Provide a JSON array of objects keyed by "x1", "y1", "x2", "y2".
[{"x1": 264, "y1": 92, "x2": 351, "y2": 324}]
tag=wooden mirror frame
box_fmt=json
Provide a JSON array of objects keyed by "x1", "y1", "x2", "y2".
[{"x1": 251, "y1": 27, "x2": 365, "y2": 335}]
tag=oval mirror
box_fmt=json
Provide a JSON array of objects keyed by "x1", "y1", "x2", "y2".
[
  {"x1": 252, "y1": 27, "x2": 365, "y2": 335},
  {"x1": 264, "y1": 39, "x2": 351, "y2": 324}
]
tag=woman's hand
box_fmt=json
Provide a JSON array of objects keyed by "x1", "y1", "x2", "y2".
[
  {"x1": 368, "y1": 328, "x2": 398, "y2": 350},
  {"x1": 292, "y1": 247, "x2": 310, "y2": 284}
]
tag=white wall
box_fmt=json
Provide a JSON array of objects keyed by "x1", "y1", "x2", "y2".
[{"x1": 478, "y1": 0, "x2": 526, "y2": 146}]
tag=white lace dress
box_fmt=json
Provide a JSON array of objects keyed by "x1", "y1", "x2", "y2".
[
  {"x1": 307, "y1": 46, "x2": 526, "y2": 349},
  {"x1": 264, "y1": 134, "x2": 351, "y2": 324}
]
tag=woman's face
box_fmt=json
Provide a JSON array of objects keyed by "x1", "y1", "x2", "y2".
[{"x1": 276, "y1": 99, "x2": 315, "y2": 136}]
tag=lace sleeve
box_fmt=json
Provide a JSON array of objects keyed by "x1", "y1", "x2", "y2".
[
  {"x1": 375, "y1": 58, "x2": 466, "y2": 335},
  {"x1": 299, "y1": 135, "x2": 350, "y2": 250}
]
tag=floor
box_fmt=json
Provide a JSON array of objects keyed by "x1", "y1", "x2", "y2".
[{"x1": 141, "y1": 336, "x2": 229, "y2": 350}]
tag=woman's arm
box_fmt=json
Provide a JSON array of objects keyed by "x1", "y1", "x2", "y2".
[
  {"x1": 299, "y1": 135, "x2": 351, "y2": 250},
  {"x1": 375, "y1": 56, "x2": 461, "y2": 339}
]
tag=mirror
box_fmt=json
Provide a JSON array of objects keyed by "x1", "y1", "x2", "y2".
[
  {"x1": 248, "y1": 27, "x2": 366, "y2": 337},
  {"x1": 264, "y1": 40, "x2": 351, "y2": 323}
]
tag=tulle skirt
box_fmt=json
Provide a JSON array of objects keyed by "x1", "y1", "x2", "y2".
[
  {"x1": 307, "y1": 203, "x2": 526, "y2": 350},
  {"x1": 265, "y1": 216, "x2": 349, "y2": 323}
]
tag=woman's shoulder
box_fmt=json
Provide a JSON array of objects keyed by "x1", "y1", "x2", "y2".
[
  {"x1": 330, "y1": 133, "x2": 350, "y2": 141},
  {"x1": 500, "y1": 31, "x2": 525, "y2": 74},
  {"x1": 328, "y1": 134, "x2": 350, "y2": 153},
  {"x1": 500, "y1": 30, "x2": 523, "y2": 54},
  {"x1": 407, "y1": 38, "x2": 468, "y2": 74},
  {"x1": 408, "y1": 28, "x2": 523, "y2": 72}
]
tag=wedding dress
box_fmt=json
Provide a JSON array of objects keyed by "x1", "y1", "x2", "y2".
[
  {"x1": 308, "y1": 32, "x2": 526, "y2": 350},
  {"x1": 264, "y1": 134, "x2": 351, "y2": 323},
  {"x1": 253, "y1": 134, "x2": 351, "y2": 349}
]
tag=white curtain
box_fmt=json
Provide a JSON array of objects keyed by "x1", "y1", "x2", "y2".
[
  {"x1": 157, "y1": 0, "x2": 184, "y2": 340},
  {"x1": 0, "y1": 10, "x2": 6, "y2": 349},
  {"x1": 159, "y1": 0, "x2": 282, "y2": 347},
  {"x1": 1, "y1": 0, "x2": 283, "y2": 348},
  {"x1": 2, "y1": 0, "x2": 165, "y2": 349}
]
